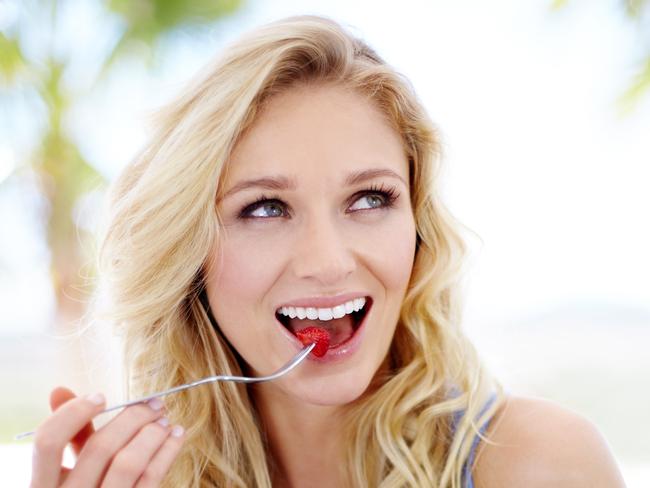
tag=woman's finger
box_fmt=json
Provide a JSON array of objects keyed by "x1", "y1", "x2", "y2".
[
  {"x1": 30, "y1": 393, "x2": 106, "y2": 488},
  {"x1": 64, "y1": 400, "x2": 165, "y2": 487},
  {"x1": 49, "y1": 387, "x2": 95, "y2": 457},
  {"x1": 100, "y1": 420, "x2": 172, "y2": 488},
  {"x1": 135, "y1": 425, "x2": 185, "y2": 488}
]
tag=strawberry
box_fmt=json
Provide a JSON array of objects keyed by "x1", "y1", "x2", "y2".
[{"x1": 295, "y1": 327, "x2": 330, "y2": 357}]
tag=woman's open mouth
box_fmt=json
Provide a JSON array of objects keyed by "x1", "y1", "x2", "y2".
[{"x1": 275, "y1": 296, "x2": 372, "y2": 350}]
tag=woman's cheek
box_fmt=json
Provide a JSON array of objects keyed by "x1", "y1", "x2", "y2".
[
  {"x1": 355, "y1": 212, "x2": 417, "y2": 290},
  {"x1": 214, "y1": 230, "x2": 286, "y2": 293}
]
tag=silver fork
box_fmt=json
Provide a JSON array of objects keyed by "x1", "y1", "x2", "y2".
[{"x1": 14, "y1": 343, "x2": 315, "y2": 441}]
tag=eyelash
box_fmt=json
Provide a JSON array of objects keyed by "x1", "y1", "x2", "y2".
[{"x1": 238, "y1": 184, "x2": 400, "y2": 219}]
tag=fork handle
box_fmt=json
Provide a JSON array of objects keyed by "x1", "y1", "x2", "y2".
[
  {"x1": 100, "y1": 372, "x2": 270, "y2": 413},
  {"x1": 14, "y1": 343, "x2": 315, "y2": 440},
  {"x1": 13, "y1": 377, "x2": 225, "y2": 440}
]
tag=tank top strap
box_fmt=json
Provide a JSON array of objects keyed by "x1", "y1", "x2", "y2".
[{"x1": 450, "y1": 392, "x2": 497, "y2": 488}]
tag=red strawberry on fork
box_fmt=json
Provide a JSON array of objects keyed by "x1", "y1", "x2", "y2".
[{"x1": 295, "y1": 327, "x2": 330, "y2": 357}]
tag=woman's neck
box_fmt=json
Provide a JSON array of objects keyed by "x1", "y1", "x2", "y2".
[{"x1": 252, "y1": 385, "x2": 348, "y2": 488}]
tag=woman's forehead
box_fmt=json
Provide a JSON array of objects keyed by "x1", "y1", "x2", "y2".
[{"x1": 222, "y1": 85, "x2": 408, "y2": 186}]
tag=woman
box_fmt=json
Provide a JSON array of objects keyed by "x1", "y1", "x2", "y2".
[{"x1": 30, "y1": 16, "x2": 625, "y2": 487}]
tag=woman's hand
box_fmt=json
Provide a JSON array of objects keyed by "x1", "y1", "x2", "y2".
[{"x1": 30, "y1": 387, "x2": 185, "y2": 488}]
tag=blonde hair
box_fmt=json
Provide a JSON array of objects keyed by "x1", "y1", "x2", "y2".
[{"x1": 97, "y1": 15, "x2": 504, "y2": 487}]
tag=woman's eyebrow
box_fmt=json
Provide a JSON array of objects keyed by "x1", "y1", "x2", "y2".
[
  {"x1": 222, "y1": 168, "x2": 407, "y2": 200},
  {"x1": 344, "y1": 168, "x2": 407, "y2": 187},
  {"x1": 221, "y1": 176, "x2": 296, "y2": 200}
]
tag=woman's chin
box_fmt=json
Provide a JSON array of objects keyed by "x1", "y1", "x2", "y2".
[{"x1": 284, "y1": 372, "x2": 373, "y2": 407}]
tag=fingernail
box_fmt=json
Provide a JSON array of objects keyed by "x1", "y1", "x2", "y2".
[
  {"x1": 86, "y1": 393, "x2": 105, "y2": 406},
  {"x1": 157, "y1": 417, "x2": 169, "y2": 427},
  {"x1": 147, "y1": 398, "x2": 164, "y2": 411},
  {"x1": 171, "y1": 425, "x2": 184, "y2": 437}
]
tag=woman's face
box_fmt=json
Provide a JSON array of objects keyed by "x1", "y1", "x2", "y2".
[{"x1": 205, "y1": 83, "x2": 417, "y2": 406}]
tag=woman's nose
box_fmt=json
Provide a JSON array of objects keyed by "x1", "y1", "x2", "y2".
[{"x1": 290, "y1": 215, "x2": 356, "y2": 286}]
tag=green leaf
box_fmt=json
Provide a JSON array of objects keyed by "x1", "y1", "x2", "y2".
[
  {"x1": 98, "y1": 0, "x2": 243, "y2": 80},
  {"x1": 106, "y1": 0, "x2": 242, "y2": 37},
  {"x1": 0, "y1": 33, "x2": 27, "y2": 86},
  {"x1": 550, "y1": 0, "x2": 569, "y2": 10},
  {"x1": 618, "y1": 56, "x2": 650, "y2": 113},
  {"x1": 624, "y1": 0, "x2": 650, "y2": 18}
]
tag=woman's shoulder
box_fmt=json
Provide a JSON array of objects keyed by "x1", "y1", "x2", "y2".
[{"x1": 471, "y1": 394, "x2": 626, "y2": 488}]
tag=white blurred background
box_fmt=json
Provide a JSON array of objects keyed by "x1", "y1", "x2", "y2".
[{"x1": 1, "y1": 0, "x2": 648, "y2": 485}]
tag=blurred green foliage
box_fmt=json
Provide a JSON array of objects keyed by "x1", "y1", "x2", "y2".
[
  {"x1": 0, "y1": 0, "x2": 242, "y2": 324},
  {"x1": 0, "y1": 33, "x2": 27, "y2": 84},
  {"x1": 103, "y1": 0, "x2": 242, "y2": 69},
  {"x1": 619, "y1": 0, "x2": 650, "y2": 109},
  {"x1": 553, "y1": 0, "x2": 650, "y2": 111},
  {"x1": 624, "y1": 0, "x2": 650, "y2": 16}
]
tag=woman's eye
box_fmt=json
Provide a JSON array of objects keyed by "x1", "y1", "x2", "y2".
[
  {"x1": 239, "y1": 187, "x2": 398, "y2": 219},
  {"x1": 349, "y1": 193, "x2": 388, "y2": 211},
  {"x1": 242, "y1": 200, "x2": 286, "y2": 218}
]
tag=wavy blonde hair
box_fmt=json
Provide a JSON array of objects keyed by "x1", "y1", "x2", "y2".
[{"x1": 97, "y1": 15, "x2": 504, "y2": 487}]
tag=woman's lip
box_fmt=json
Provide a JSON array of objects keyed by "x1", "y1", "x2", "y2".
[{"x1": 276, "y1": 298, "x2": 373, "y2": 363}]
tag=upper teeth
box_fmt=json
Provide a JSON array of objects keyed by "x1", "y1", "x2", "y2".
[{"x1": 277, "y1": 297, "x2": 366, "y2": 321}]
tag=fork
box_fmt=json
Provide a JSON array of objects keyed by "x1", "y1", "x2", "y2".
[{"x1": 14, "y1": 343, "x2": 315, "y2": 441}]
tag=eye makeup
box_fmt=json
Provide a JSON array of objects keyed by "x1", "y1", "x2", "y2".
[{"x1": 237, "y1": 183, "x2": 401, "y2": 220}]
